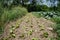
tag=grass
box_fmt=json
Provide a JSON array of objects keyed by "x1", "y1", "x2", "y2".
[
  {"x1": 1, "y1": 7, "x2": 28, "y2": 23},
  {"x1": 0, "y1": 6, "x2": 28, "y2": 34},
  {"x1": 32, "y1": 12, "x2": 42, "y2": 18}
]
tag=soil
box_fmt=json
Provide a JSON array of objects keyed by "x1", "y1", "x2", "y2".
[{"x1": 0, "y1": 13, "x2": 57, "y2": 40}]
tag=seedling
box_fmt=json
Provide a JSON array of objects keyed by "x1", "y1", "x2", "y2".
[
  {"x1": 28, "y1": 29, "x2": 33, "y2": 35},
  {"x1": 23, "y1": 26, "x2": 27, "y2": 30},
  {"x1": 15, "y1": 24, "x2": 19, "y2": 28},
  {"x1": 19, "y1": 34, "x2": 25, "y2": 38},
  {"x1": 38, "y1": 24, "x2": 42, "y2": 27},
  {"x1": 11, "y1": 25, "x2": 15, "y2": 28},
  {"x1": 26, "y1": 20, "x2": 29, "y2": 23},
  {"x1": 30, "y1": 25, "x2": 33, "y2": 28},
  {"x1": 39, "y1": 25, "x2": 45, "y2": 31},
  {"x1": 11, "y1": 34, "x2": 16, "y2": 38},
  {"x1": 43, "y1": 32, "x2": 49, "y2": 38},
  {"x1": 32, "y1": 37, "x2": 39, "y2": 40},
  {"x1": 10, "y1": 29, "x2": 13, "y2": 34},
  {"x1": 4, "y1": 38, "x2": 9, "y2": 40},
  {"x1": 40, "y1": 26, "x2": 45, "y2": 31}
]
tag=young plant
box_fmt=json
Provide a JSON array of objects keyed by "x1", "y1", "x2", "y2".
[
  {"x1": 19, "y1": 34, "x2": 25, "y2": 38},
  {"x1": 32, "y1": 37, "x2": 39, "y2": 40},
  {"x1": 11, "y1": 33, "x2": 16, "y2": 38},
  {"x1": 28, "y1": 29, "x2": 33, "y2": 35},
  {"x1": 43, "y1": 32, "x2": 49, "y2": 38},
  {"x1": 39, "y1": 24, "x2": 45, "y2": 31}
]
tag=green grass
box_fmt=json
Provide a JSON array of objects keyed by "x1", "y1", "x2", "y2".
[
  {"x1": 0, "y1": 6, "x2": 28, "y2": 34},
  {"x1": 32, "y1": 12, "x2": 43, "y2": 18},
  {"x1": 1, "y1": 7, "x2": 28, "y2": 23}
]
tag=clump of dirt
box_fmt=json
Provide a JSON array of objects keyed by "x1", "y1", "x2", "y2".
[{"x1": 0, "y1": 13, "x2": 56, "y2": 40}]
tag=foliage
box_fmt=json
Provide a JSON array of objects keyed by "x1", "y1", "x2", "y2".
[{"x1": 26, "y1": 5, "x2": 50, "y2": 12}]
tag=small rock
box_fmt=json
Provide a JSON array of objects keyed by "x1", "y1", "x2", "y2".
[{"x1": 47, "y1": 27, "x2": 53, "y2": 31}]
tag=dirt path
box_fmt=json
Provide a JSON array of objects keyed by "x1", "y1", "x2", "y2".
[{"x1": 0, "y1": 13, "x2": 56, "y2": 40}]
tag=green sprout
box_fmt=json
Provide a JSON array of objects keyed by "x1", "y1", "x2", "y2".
[
  {"x1": 28, "y1": 29, "x2": 33, "y2": 35},
  {"x1": 11, "y1": 34, "x2": 16, "y2": 38},
  {"x1": 43, "y1": 32, "x2": 49, "y2": 38},
  {"x1": 19, "y1": 34, "x2": 25, "y2": 38},
  {"x1": 32, "y1": 37, "x2": 39, "y2": 40},
  {"x1": 39, "y1": 25, "x2": 45, "y2": 31},
  {"x1": 15, "y1": 24, "x2": 19, "y2": 28}
]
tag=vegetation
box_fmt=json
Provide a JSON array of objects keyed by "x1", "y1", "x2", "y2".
[
  {"x1": 0, "y1": 6, "x2": 28, "y2": 34},
  {"x1": 0, "y1": 0, "x2": 60, "y2": 40}
]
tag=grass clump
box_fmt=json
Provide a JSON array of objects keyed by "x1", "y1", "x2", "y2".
[
  {"x1": 0, "y1": 6, "x2": 28, "y2": 34},
  {"x1": 1, "y1": 7, "x2": 28, "y2": 23}
]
